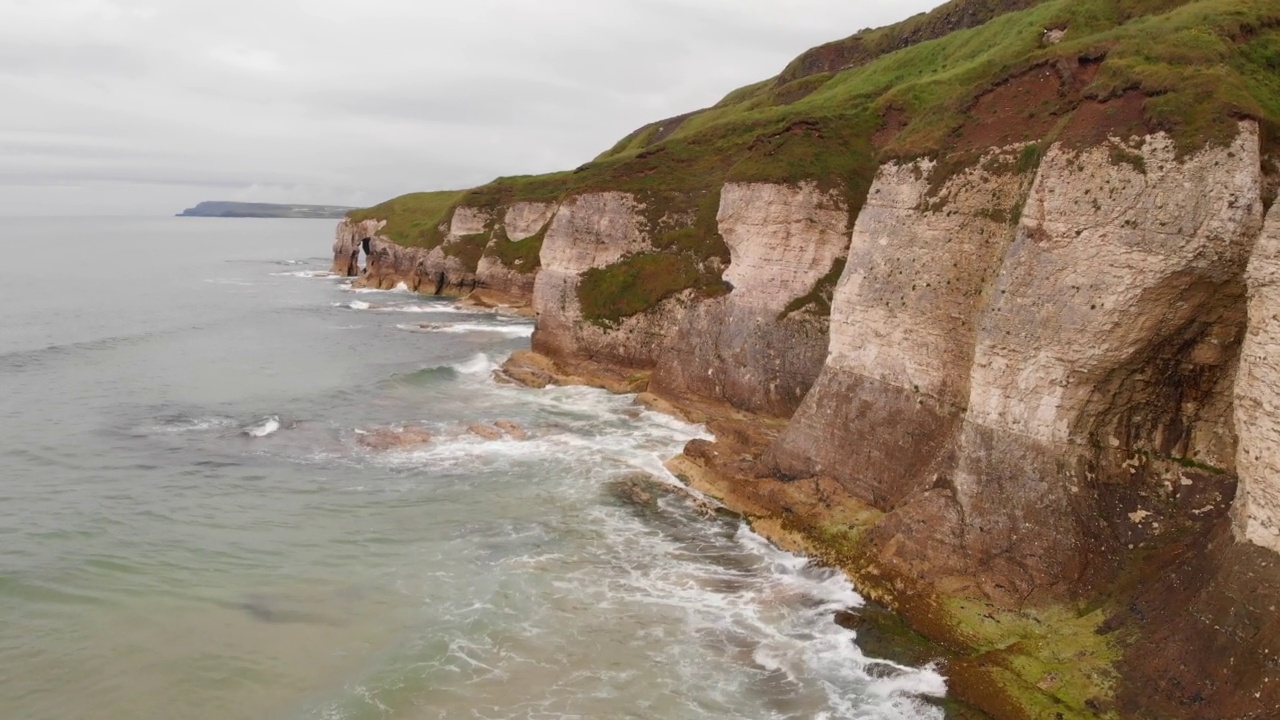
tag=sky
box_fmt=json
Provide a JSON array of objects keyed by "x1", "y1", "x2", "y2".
[{"x1": 0, "y1": 0, "x2": 941, "y2": 216}]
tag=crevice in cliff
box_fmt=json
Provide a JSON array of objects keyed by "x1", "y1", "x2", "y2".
[{"x1": 1077, "y1": 275, "x2": 1246, "y2": 468}]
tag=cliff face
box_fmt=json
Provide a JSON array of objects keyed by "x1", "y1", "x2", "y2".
[
  {"x1": 530, "y1": 192, "x2": 679, "y2": 366},
  {"x1": 763, "y1": 125, "x2": 1262, "y2": 603},
  {"x1": 650, "y1": 183, "x2": 850, "y2": 416},
  {"x1": 331, "y1": 202, "x2": 551, "y2": 304},
  {"x1": 338, "y1": 0, "x2": 1280, "y2": 715},
  {"x1": 1236, "y1": 203, "x2": 1280, "y2": 553},
  {"x1": 526, "y1": 183, "x2": 853, "y2": 415}
]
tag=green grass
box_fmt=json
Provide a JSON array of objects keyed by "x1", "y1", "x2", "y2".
[
  {"x1": 346, "y1": 190, "x2": 465, "y2": 248},
  {"x1": 577, "y1": 253, "x2": 728, "y2": 328},
  {"x1": 351, "y1": 0, "x2": 1280, "y2": 315},
  {"x1": 446, "y1": 233, "x2": 492, "y2": 273},
  {"x1": 782, "y1": 258, "x2": 848, "y2": 318},
  {"x1": 485, "y1": 223, "x2": 547, "y2": 274}
]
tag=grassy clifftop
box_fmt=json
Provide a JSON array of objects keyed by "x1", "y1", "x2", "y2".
[{"x1": 352, "y1": 0, "x2": 1280, "y2": 316}]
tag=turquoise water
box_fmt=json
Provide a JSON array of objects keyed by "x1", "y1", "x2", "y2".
[{"x1": 0, "y1": 217, "x2": 946, "y2": 719}]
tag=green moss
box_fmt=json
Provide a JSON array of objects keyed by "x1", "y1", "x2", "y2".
[
  {"x1": 1107, "y1": 143, "x2": 1148, "y2": 173},
  {"x1": 447, "y1": 233, "x2": 492, "y2": 274},
  {"x1": 945, "y1": 599, "x2": 1123, "y2": 718},
  {"x1": 485, "y1": 224, "x2": 546, "y2": 274},
  {"x1": 782, "y1": 257, "x2": 848, "y2": 318},
  {"x1": 577, "y1": 252, "x2": 727, "y2": 328},
  {"x1": 1015, "y1": 142, "x2": 1043, "y2": 174}
]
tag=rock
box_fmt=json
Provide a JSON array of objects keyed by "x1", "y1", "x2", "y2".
[
  {"x1": 467, "y1": 423, "x2": 504, "y2": 441},
  {"x1": 1235, "y1": 201, "x2": 1280, "y2": 552},
  {"x1": 493, "y1": 420, "x2": 528, "y2": 440},
  {"x1": 503, "y1": 202, "x2": 557, "y2": 241},
  {"x1": 331, "y1": 218, "x2": 385, "y2": 277},
  {"x1": 651, "y1": 182, "x2": 852, "y2": 416},
  {"x1": 357, "y1": 426, "x2": 434, "y2": 451}
]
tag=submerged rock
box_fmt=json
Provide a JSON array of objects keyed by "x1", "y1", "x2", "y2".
[
  {"x1": 356, "y1": 426, "x2": 434, "y2": 451},
  {"x1": 466, "y1": 423, "x2": 504, "y2": 441},
  {"x1": 493, "y1": 420, "x2": 528, "y2": 440}
]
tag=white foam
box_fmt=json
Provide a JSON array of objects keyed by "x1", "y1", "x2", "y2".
[
  {"x1": 395, "y1": 323, "x2": 534, "y2": 338},
  {"x1": 453, "y1": 353, "x2": 496, "y2": 376},
  {"x1": 380, "y1": 304, "x2": 471, "y2": 314},
  {"x1": 244, "y1": 416, "x2": 281, "y2": 438},
  {"x1": 271, "y1": 270, "x2": 336, "y2": 278},
  {"x1": 138, "y1": 415, "x2": 237, "y2": 434},
  {"x1": 332, "y1": 300, "x2": 372, "y2": 311},
  {"x1": 392, "y1": 282, "x2": 410, "y2": 292}
]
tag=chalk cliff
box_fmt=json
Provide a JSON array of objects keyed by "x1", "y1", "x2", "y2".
[{"x1": 337, "y1": 0, "x2": 1280, "y2": 715}]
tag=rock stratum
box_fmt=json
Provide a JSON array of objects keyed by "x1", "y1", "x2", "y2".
[{"x1": 334, "y1": 0, "x2": 1280, "y2": 717}]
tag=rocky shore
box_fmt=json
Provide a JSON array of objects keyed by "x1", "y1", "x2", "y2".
[{"x1": 330, "y1": 1, "x2": 1280, "y2": 715}]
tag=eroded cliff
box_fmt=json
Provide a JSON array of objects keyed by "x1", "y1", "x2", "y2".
[{"x1": 337, "y1": 0, "x2": 1280, "y2": 716}]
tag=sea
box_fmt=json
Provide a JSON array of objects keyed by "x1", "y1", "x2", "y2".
[{"x1": 0, "y1": 217, "x2": 947, "y2": 720}]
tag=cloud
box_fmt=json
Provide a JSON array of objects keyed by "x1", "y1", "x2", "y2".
[{"x1": 0, "y1": 0, "x2": 942, "y2": 215}]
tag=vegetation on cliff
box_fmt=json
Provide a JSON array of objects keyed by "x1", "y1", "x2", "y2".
[{"x1": 351, "y1": 0, "x2": 1279, "y2": 318}]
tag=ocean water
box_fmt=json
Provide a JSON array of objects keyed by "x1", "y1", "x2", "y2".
[{"x1": 0, "y1": 217, "x2": 947, "y2": 719}]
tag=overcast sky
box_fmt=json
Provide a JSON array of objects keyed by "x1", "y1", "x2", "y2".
[{"x1": 0, "y1": 0, "x2": 940, "y2": 216}]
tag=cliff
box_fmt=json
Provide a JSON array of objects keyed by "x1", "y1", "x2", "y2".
[{"x1": 336, "y1": 0, "x2": 1280, "y2": 716}]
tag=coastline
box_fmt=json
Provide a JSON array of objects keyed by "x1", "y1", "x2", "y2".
[{"x1": 497, "y1": 349, "x2": 1028, "y2": 719}]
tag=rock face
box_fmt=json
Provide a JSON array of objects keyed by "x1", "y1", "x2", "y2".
[
  {"x1": 530, "y1": 183, "x2": 853, "y2": 415},
  {"x1": 331, "y1": 218, "x2": 384, "y2": 277},
  {"x1": 531, "y1": 192, "x2": 683, "y2": 367},
  {"x1": 346, "y1": 113, "x2": 1280, "y2": 716},
  {"x1": 770, "y1": 124, "x2": 1262, "y2": 599},
  {"x1": 331, "y1": 205, "x2": 547, "y2": 302},
  {"x1": 651, "y1": 182, "x2": 851, "y2": 415},
  {"x1": 504, "y1": 202, "x2": 557, "y2": 241},
  {"x1": 1236, "y1": 203, "x2": 1280, "y2": 552},
  {"x1": 771, "y1": 147, "x2": 1036, "y2": 503}
]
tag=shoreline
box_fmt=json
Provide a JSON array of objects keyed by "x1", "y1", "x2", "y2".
[{"x1": 498, "y1": 349, "x2": 1011, "y2": 719}]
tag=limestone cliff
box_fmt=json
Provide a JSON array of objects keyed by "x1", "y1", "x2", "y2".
[
  {"x1": 338, "y1": 0, "x2": 1280, "y2": 716},
  {"x1": 331, "y1": 201, "x2": 551, "y2": 305},
  {"x1": 1236, "y1": 203, "x2": 1280, "y2": 553}
]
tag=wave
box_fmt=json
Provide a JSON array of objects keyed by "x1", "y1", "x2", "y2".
[
  {"x1": 332, "y1": 300, "x2": 372, "y2": 311},
  {"x1": 270, "y1": 270, "x2": 337, "y2": 279},
  {"x1": 453, "y1": 353, "x2": 496, "y2": 375},
  {"x1": 0, "y1": 324, "x2": 215, "y2": 373},
  {"x1": 327, "y1": 375, "x2": 945, "y2": 718},
  {"x1": 243, "y1": 416, "x2": 281, "y2": 438},
  {"x1": 381, "y1": 304, "x2": 469, "y2": 314},
  {"x1": 331, "y1": 300, "x2": 483, "y2": 315},
  {"x1": 133, "y1": 413, "x2": 239, "y2": 435},
  {"x1": 395, "y1": 323, "x2": 534, "y2": 338}
]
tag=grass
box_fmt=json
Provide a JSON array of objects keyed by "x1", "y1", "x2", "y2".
[
  {"x1": 446, "y1": 233, "x2": 492, "y2": 273},
  {"x1": 485, "y1": 223, "x2": 547, "y2": 273},
  {"x1": 350, "y1": 0, "x2": 1280, "y2": 316},
  {"x1": 346, "y1": 190, "x2": 465, "y2": 248},
  {"x1": 782, "y1": 258, "x2": 847, "y2": 318},
  {"x1": 577, "y1": 252, "x2": 728, "y2": 328}
]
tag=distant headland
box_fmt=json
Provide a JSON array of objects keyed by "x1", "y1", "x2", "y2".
[{"x1": 177, "y1": 201, "x2": 355, "y2": 219}]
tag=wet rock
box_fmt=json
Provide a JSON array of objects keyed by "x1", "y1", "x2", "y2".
[
  {"x1": 356, "y1": 426, "x2": 434, "y2": 451},
  {"x1": 494, "y1": 420, "x2": 528, "y2": 440},
  {"x1": 467, "y1": 423, "x2": 504, "y2": 441}
]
